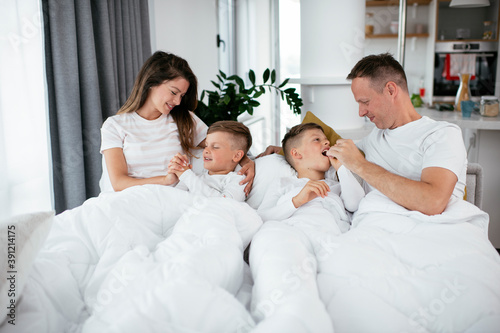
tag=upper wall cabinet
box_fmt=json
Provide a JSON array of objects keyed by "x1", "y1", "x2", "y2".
[
  {"x1": 365, "y1": 0, "x2": 432, "y2": 39},
  {"x1": 436, "y1": 0, "x2": 500, "y2": 42}
]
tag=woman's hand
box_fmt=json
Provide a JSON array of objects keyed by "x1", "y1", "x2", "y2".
[
  {"x1": 256, "y1": 145, "x2": 282, "y2": 158},
  {"x1": 164, "y1": 173, "x2": 178, "y2": 186},
  {"x1": 238, "y1": 156, "x2": 255, "y2": 196},
  {"x1": 168, "y1": 153, "x2": 192, "y2": 177}
]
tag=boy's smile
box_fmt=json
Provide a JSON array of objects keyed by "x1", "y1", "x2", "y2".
[
  {"x1": 296, "y1": 128, "x2": 331, "y2": 173},
  {"x1": 203, "y1": 131, "x2": 241, "y2": 175}
]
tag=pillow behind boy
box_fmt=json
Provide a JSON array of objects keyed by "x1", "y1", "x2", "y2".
[{"x1": 248, "y1": 111, "x2": 343, "y2": 209}]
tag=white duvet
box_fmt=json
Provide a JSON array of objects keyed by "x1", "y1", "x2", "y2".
[
  {"x1": 4, "y1": 185, "x2": 262, "y2": 333},
  {"x1": 248, "y1": 189, "x2": 500, "y2": 332},
  {"x1": 4, "y1": 170, "x2": 500, "y2": 333},
  {"x1": 317, "y1": 191, "x2": 500, "y2": 332}
]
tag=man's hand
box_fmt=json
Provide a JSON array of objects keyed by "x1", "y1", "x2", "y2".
[
  {"x1": 327, "y1": 139, "x2": 365, "y2": 174},
  {"x1": 292, "y1": 180, "x2": 330, "y2": 208},
  {"x1": 168, "y1": 153, "x2": 192, "y2": 177},
  {"x1": 256, "y1": 145, "x2": 282, "y2": 158},
  {"x1": 326, "y1": 147, "x2": 343, "y2": 171},
  {"x1": 238, "y1": 157, "x2": 255, "y2": 196}
]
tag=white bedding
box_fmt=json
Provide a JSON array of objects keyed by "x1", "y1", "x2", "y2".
[
  {"x1": 3, "y1": 153, "x2": 500, "y2": 333},
  {"x1": 2, "y1": 185, "x2": 262, "y2": 333},
  {"x1": 317, "y1": 191, "x2": 500, "y2": 332}
]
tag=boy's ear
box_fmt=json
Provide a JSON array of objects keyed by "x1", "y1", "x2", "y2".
[
  {"x1": 290, "y1": 148, "x2": 302, "y2": 160},
  {"x1": 233, "y1": 150, "x2": 245, "y2": 163}
]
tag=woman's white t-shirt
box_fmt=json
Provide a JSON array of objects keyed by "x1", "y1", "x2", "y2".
[{"x1": 99, "y1": 111, "x2": 208, "y2": 192}]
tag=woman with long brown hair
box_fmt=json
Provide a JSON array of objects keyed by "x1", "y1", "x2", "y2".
[{"x1": 99, "y1": 51, "x2": 255, "y2": 193}]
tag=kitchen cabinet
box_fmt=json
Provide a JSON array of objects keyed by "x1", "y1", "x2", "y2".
[
  {"x1": 436, "y1": 0, "x2": 500, "y2": 42},
  {"x1": 364, "y1": 0, "x2": 435, "y2": 96},
  {"x1": 365, "y1": 0, "x2": 432, "y2": 38}
]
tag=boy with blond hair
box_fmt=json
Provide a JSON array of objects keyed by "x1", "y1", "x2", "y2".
[{"x1": 168, "y1": 120, "x2": 252, "y2": 202}]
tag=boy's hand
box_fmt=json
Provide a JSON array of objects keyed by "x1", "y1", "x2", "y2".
[
  {"x1": 168, "y1": 153, "x2": 192, "y2": 177},
  {"x1": 292, "y1": 180, "x2": 330, "y2": 208},
  {"x1": 326, "y1": 147, "x2": 342, "y2": 170}
]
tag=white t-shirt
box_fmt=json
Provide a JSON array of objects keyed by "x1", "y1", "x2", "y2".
[
  {"x1": 176, "y1": 169, "x2": 246, "y2": 202},
  {"x1": 99, "y1": 111, "x2": 208, "y2": 192},
  {"x1": 357, "y1": 116, "x2": 467, "y2": 199}
]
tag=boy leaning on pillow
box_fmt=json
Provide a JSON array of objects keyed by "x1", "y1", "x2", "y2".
[{"x1": 248, "y1": 122, "x2": 365, "y2": 332}]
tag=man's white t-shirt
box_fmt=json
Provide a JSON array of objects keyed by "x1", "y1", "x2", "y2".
[
  {"x1": 357, "y1": 116, "x2": 467, "y2": 199},
  {"x1": 99, "y1": 111, "x2": 208, "y2": 192}
]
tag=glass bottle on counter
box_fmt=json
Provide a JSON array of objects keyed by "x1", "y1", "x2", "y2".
[
  {"x1": 455, "y1": 73, "x2": 471, "y2": 112},
  {"x1": 480, "y1": 96, "x2": 499, "y2": 117}
]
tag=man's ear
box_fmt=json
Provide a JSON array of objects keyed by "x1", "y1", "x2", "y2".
[
  {"x1": 386, "y1": 81, "x2": 397, "y2": 97},
  {"x1": 233, "y1": 150, "x2": 245, "y2": 163}
]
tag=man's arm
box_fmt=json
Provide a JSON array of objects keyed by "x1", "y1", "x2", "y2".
[
  {"x1": 238, "y1": 155, "x2": 255, "y2": 196},
  {"x1": 330, "y1": 139, "x2": 457, "y2": 215}
]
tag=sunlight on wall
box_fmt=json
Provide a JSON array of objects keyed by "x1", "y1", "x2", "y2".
[{"x1": 0, "y1": 0, "x2": 52, "y2": 218}]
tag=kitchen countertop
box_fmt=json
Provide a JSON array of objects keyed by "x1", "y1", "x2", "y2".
[
  {"x1": 337, "y1": 107, "x2": 500, "y2": 139},
  {"x1": 417, "y1": 107, "x2": 500, "y2": 130}
]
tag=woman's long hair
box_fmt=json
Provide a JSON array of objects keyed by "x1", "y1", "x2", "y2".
[{"x1": 118, "y1": 51, "x2": 199, "y2": 155}]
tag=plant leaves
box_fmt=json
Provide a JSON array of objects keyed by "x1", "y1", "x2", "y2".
[
  {"x1": 263, "y1": 68, "x2": 270, "y2": 84},
  {"x1": 278, "y1": 78, "x2": 289, "y2": 88},
  {"x1": 223, "y1": 94, "x2": 231, "y2": 105},
  {"x1": 249, "y1": 70, "x2": 256, "y2": 85},
  {"x1": 219, "y1": 70, "x2": 227, "y2": 79},
  {"x1": 253, "y1": 91, "x2": 263, "y2": 99},
  {"x1": 271, "y1": 69, "x2": 276, "y2": 84},
  {"x1": 211, "y1": 81, "x2": 221, "y2": 89}
]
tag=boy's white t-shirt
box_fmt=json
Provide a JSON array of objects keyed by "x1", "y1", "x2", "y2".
[
  {"x1": 357, "y1": 116, "x2": 467, "y2": 198},
  {"x1": 176, "y1": 169, "x2": 246, "y2": 202},
  {"x1": 99, "y1": 111, "x2": 208, "y2": 192}
]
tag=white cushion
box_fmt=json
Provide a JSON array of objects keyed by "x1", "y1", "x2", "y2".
[
  {"x1": 246, "y1": 154, "x2": 296, "y2": 209},
  {"x1": 0, "y1": 211, "x2": 54, "y2": 325}
]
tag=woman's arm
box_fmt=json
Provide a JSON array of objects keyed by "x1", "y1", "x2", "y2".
[{"x1": 103, "y1": 148, "x2": 177, "y2": 191}]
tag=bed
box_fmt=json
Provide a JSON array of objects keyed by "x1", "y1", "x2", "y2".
[{"x1": 1, "y1": 153, "x2": 500, "y2": 333}]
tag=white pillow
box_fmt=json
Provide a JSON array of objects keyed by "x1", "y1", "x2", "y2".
[
  {"x1": 0, "y1": 211, "x2": 54, "y2": 325},
  {"x1": 246, "y1": 154, "x2": 296, "y2": 209}
]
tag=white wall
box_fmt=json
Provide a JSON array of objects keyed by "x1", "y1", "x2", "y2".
[
  {"x1": 150, "y1": 0, "x2": 218, "y2": 95},
  {"x1": 150, "y1": 0, "x2": 273, "y2": 155}
]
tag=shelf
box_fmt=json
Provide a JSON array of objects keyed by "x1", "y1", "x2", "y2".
[
  {"x1": 436, "y1": 39, "x2": 499, "y2": 43},
  {"x1": 366, "y1": 0, "x2": 432, "y2": 6},
  {"x1": 366, "y1": 33, "x2": 429, "y2": 38}
]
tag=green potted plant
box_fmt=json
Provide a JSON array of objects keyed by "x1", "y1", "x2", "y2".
[{"x1": 194, "y1": 69, "x2": 303, "y2": 125}]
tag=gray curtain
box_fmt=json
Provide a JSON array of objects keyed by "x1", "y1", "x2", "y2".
[{"x1": 42, "y1": 0, "x2": 151, "y2": 213}]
